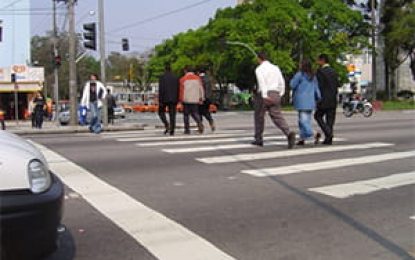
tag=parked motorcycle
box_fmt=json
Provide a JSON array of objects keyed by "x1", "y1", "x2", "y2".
[{"x1": 343, "y1": 99, "x2": 373, "y2": 118}]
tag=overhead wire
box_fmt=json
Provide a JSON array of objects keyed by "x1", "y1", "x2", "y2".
[{"x1": 108, "y1": 0, "x2": 214, "y2": 33}]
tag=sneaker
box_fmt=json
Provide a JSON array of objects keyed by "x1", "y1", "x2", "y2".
[
  {"x1": 251, "y1": 140, "x2": 263, "y2": 147},
  {"x1": 287, "y1": 132, "x2": 296, "y2": 149},
  {"x1": 198, "y1": 123, "x2": 204, "y2": 134},
  {"x1": 210, "y1": 122, "x2": 216, "y2": 132},
  {"x1": 314, "y1": 132, "x2": 321, "y2": 145}
]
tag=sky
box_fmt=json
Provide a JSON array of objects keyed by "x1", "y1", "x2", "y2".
[{"x1": 30, "y1": 0, "x2": 236, "y2": 54}]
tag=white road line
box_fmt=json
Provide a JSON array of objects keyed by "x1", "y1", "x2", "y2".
[
  {"x1": 137, "y1": 136, "x2": 346, "y2": 147},
  {"x1": 197, "y1": 143, "x2": 390, "y2": 164},
  {"x1": 117, "y1": 132, "x2": 251, "y2": 142},
  {"x1": 242, "y1": 150, "x2": 415, "y2": 177},
  {"x1": 33, "y1": 142, "x2": 234, "y2": 260},
  {"x1": 308, "y1": 171, "x2": 415, "y2": 198},
  {"x1": 162, "y1": 142, "x2": 288, "y2": 153},
  {"x1": 410, "y1": 216, "x2": 415, "y2": 220},
  {"x1": 102, "y1": 130, "x2": 248, "y2": 139},
  {"x1": 136, "y1": 136, "x2": 290, "y2": 147}
]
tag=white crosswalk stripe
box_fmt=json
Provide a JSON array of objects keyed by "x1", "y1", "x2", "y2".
[
  {"x1": 241, "y1": 150, "x2": 415, "y2": 177},
  {"x1": 163, "y1": 142, "x2": 288, "y2": 153},
  {"x1": 136, "y1": 136, "x2": 291, "y2": 147},
  {"x1": 102, "y1": 129, "x2": 248, "y2": 139},
  {"x1": 308, "y1": 171, "x2": 415, "y2": 198},
  {"x1": 196, "y1": 143, "x2": 393, "y2": 164},
  {"x1": 117, "y1": 132, "x2": 251, "y2": 142}
]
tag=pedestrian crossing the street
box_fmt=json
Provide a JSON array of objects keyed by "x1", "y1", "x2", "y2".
[{"x1": 102, "y1": 130, "x2": 415, "y2": 202}]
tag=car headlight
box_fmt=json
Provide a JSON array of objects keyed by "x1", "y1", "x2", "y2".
[{"x1": 28, "y1": 159, "x2": 52, "y2": 193}]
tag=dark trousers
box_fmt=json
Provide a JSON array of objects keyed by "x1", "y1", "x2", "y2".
[
  {"x1": 198, "y1": 99, "x2": 214, "y2": 124},
  {"x1": 34, "y1": 109, "x2": 44, "y2": 129},
  {"x1": 183, "y1": 103, "x2": 201, "y2": 132},
  {"x1": 254, "y1": 91, "x2": 290, "y2": 142},
  {"x1": 108, "y1": 108, "x2": 114, "y2": 125},
  {"x1": 158, "y1": 102, "x2": 177, "y2": 134},
  {"x1": 314, "y1": 108, "x2": 336, "y2": 139}
]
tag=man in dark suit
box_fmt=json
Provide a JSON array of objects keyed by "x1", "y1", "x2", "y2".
[
  {"x1": 158, "y1": 64, "x2": 179, "y2": 135},
  {"x1": 315, "y1": 54, "x2": 341, "y2": 145}
]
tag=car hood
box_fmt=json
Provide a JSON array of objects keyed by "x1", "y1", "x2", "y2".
[{"x1": 0, "y1": 131, "x2": 48, "y2": 191}]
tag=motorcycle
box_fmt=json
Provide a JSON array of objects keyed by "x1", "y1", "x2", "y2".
[{"x1": 343, "y1": 99, "x2": 373, "y2": 118}]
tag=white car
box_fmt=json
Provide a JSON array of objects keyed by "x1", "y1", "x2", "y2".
[
  {"x1": 0, "y1": 130, "x2": 64, "y2": 259},
  {"x1": 113, "y1": 105, "x2": 126, "y2": 119}
]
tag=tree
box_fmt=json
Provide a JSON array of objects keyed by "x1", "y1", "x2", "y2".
[
  {"x1": 381, "y1": 0, "x2": 415, "y2": 98},
  {"x1": 148, "y1": 0, "x2": 369, "y2": 106},
  {"x1": 31, "y1": 32, "x2": 99, "y2": 100}
]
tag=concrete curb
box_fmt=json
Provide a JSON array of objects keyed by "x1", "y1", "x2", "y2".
[{"x1": 7, "y1": 124, "x2": 147, "y2": 135}]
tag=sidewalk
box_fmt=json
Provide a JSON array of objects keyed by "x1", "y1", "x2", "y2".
[{"x1": 4, "y1": 120, "x2": 146, "y2": 135}]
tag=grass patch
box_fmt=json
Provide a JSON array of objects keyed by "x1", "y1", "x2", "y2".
[{"x1": 381, "y1": 100, "x2": 415, "y2": 110}]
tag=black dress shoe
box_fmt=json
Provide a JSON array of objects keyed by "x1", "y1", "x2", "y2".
[
  {"x1": 296, "y1": 140, "x2": 305, "y2": 145},
  {"x1": 314, "y1": 132, "x2": 321, "y2": 144},
  {"x1": 323, "y1": 136, "x2": 333, "y2": 145},
  {"x1": 251, "y1": 141, "x2": 263, "y2": 147}
]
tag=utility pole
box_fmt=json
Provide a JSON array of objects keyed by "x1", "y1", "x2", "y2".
[
  {"x1": 98, "y1": 0, "x2": 108, "y2": 126},
  {"x1": 371, "y1": 0, "x2": 377, "y2": 100},
  {"x1": 68, "y1": 0, "x2": 77, "y2": 125},
  {"x1": 52, "y1": 0, "x2": 59, "y2": 122}
]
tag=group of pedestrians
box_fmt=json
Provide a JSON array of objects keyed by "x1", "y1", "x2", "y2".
[
  {"x1": 253, "y1": 52, "x2": 339, "y2": 149},
  {"x1": 158, "y1": 64, "x2": 216, "y2": 136}
]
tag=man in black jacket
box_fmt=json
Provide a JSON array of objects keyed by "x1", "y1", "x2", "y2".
[
  {"x1": 315, "y1": 54, "x2": 340, "y2": 145},
  {"x1": 158, "y1": 64, "x2": 179, "y2": 135}
]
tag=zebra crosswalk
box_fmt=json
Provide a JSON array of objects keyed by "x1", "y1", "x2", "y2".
[{"x1": 102, "y1": 130, "x2": 415, "y2": 209}]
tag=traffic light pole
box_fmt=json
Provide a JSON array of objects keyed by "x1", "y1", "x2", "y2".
[
  {"x1": 68, "y1": 0, "x2": 78, "y2": 126},
  {"x1": 52, "y1": 0, "x2": 59, "y2": 122},
  {"x1": 98, "y1": 0, "x2": 108, "y2": 126}
]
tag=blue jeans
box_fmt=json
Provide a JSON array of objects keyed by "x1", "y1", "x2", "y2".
[
  {"x1": 89, "y1": 101, "x2": 102, "y2": 134},
  {"x1": 298, "y1": 110, "x2": 313, "y2": 140}
]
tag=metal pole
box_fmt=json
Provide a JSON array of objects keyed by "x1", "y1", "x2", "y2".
[
  {"x1": 226, "y1": 41, "x2": 257, "y2": 58},
  {"x1": 98, "y1": 0, "x2": 108, "y2": 126},
  {"x1": 68, "y1": 0, "x2": 77, "y2": 125},
  {"x1": 371, "y1": 0, "x2": 377, "y2": 100},
  {"x1": 52, "y1": 0, "x2": 59, "y2": 122},
  {"x1": 14, "y1": 84, "x2": 18, "y2": 125}
]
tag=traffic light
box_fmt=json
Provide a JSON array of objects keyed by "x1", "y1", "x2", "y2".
[
  {"x1": 83, "y1": 23, "x2": 96, "y2": 50},
  {"x1": 11, "y1": 73, "x2": 16, "y2": 83},
  {"x1": 54, "y1": 55, "x2": 62, "y2": 67},
  {"x1": 122, "y1": 38, "x2": 129, "y2": 51}
]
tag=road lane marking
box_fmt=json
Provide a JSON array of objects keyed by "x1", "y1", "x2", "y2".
[
  {"x1": 308, "y1": 171, "x2": 415, "y2": 198},
  {"x1": 410, "y1": 216, "x2": 415, "y2": 220},
  {"x1": 242, "y1": 151, "x2": 415, "y2": 177},
  {"x1": 162, "y1": 142, "x2": 288, "y2": 153},
  {"x1": 137, "y1": 136, "x2": 346, "y2": 147},
  {"x1": 102, "y1": 130, "x2": 248, "y2": 139},
  {"x1": 117, "y1": 132, "x2": 251, "y2": 142},
  {"x1": 33, "y1": 142, "x2": 235, "y2": 260},
  {"x1": 196, "y1": 143, "x2": 391, "y2": 164}
]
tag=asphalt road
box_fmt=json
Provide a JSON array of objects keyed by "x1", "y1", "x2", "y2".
[{"x1": 25, "y1": 110, "x2": 415, "y2": 260}]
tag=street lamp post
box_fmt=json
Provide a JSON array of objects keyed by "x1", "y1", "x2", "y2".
[{"x1": 371, "y1": 0, "x2": 377, "y2": 100}]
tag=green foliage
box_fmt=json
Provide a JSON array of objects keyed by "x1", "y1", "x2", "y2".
[{"x1": 148, "y1": 0, "x2": 369, "y2": 94}]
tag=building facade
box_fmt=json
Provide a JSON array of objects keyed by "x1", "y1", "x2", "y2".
[{"x1": 0, "y1": 0, "x2": 31, "y2": 67}]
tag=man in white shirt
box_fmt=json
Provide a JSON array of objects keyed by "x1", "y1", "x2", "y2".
[{"x1": 253, "y1": 52, "x2": 296, "y2": 149}]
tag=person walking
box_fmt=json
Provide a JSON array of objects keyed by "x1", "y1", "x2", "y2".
[
  {"x1": 179, "y1": 67, "x2": 204, "y2": 134},
  {"x1": 33, "y1": 91, "x2": 46, "y2": 129},
  {"x1": 81, "y1": 74, "x2": 107, "y2": 134},
  {"x1": 253, "y1": 52, "x2": 296, "y2": 148},
  {"x1": 290, "y1": 59, "x2": 321, "y2": 145},
  {"x1": 315, "y1": 54, "x2": 340, "y2": 145},
  {"x1": 106, "y1": 88, "x2": 116, "y2": 125},
  {"x1": 158, "y1": 64, "x2": 179, "y2": 135},
  {"x1": 198, "y1": 68, "x2": 216, "y2": 132}
]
